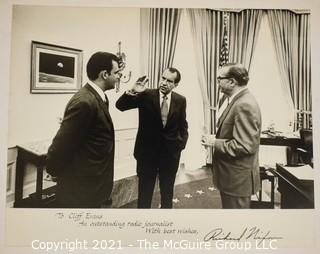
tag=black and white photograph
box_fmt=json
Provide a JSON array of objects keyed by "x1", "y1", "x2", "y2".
[
  {"x1": 31, "y1": 41, "x2": 83, "y2": 93},
  {"x1": 0, "y1": 1, "x2": 319, "y2": 254}
]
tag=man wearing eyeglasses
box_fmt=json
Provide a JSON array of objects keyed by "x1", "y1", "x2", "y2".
[
  {"x1": 46, "y1": 52, "x2": 122, "y2": 208},
  {"x1": 202, "y1": 63, "x2": 261, "y2": 209},
  {"x1": 116, "y1": 68, "x2": 188, "y2": 208}
]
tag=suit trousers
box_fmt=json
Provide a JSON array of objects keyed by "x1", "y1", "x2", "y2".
[
  {"x1": 137, "y1": 153, "x2": 180, "y2": 208},
  {"x1": 220, "y1": 191, "x2": 251, "y2": 209},
  {"x1": 54, "y1": 174, "x2": 113, "y2": 208}
]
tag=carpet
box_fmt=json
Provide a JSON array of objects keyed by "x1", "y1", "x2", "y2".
[{"x1": 120, "y1": 177, "x2": 222, "y2": 209}]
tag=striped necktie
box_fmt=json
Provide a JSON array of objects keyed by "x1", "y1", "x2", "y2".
[
  {"x1": 217, "y1": 95, "x2": 229, "y2": 120},
  {"x1": 161, "y1": 95, "x2": 169, "y2": 126}
]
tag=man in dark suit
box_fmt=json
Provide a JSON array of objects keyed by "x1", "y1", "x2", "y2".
[
  {"x1": 46, "y1": 52, "x2": 122, "y2": 208},
  {"x1": 202, "y1": 63, "x2": 261, "y2": 209},
  {"x1": 116, "y1": 68, "x2": 188, "y2": 208}
]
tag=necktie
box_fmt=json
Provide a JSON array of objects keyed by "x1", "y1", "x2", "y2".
[
  {"x1": 217, "y1": 95, "x2": 229, "y2": 120},
  {"x1": 104, "y1": 95, "x2": 109, "y2": 110},
  {"x1": 161, "y1": 95, "x2": 169, "y2": 126},
  {"x1": 218, "y1": 94, "x2": 227, "y2": 108}
]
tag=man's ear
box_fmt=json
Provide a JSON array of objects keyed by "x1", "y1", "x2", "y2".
[
  {"x1": 100, "y1": 70, "x2": 109, "y2": 80},
  {"x1": 230, "y1": 78, "x2": 236, "y2": 86}
]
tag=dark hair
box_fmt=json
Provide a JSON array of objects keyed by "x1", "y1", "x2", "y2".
[
  {"x1": 167, "y1": 67, "x2": 181, "y2": 84},
  {"x1": 224, "y1": 63, "x2": 249, "y2": 86},
  {"x1": 86, "y1": 52, "x2": 119, "y2": 81}
]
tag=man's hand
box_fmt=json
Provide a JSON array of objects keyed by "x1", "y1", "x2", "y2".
[
  {"x1": 126, "y1": 76, "x2": 149, "y2": 95},
  {"x1": 201, "y1": 134, "x2": 216, "y2": 147}
]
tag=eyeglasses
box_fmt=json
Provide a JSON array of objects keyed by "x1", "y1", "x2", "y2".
[{"x1": 217, "y1": 76, "x2": 231, "y2": 81}]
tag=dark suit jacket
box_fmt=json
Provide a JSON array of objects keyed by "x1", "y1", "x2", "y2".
[
  {"x1": 116, "y1": 89, "x2": 188, "y2": 169},
  {"x1": 213, "y1": 88, "x2": 261, "y2": 197},
  {"x1": 46, "y1": 83, "x2": 114, "y2": 207}
]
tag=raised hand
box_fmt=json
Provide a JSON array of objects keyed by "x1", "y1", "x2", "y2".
[{"x1": 129, "y1": 76, "x2": 149, "y2": 95}]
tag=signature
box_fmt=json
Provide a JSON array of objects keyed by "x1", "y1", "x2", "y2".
[{"x1": 203, "y1": 227, "x2": 283, "y2": 246}]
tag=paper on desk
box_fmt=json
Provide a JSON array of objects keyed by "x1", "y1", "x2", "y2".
[{"x1": 283, "y1": 164, "x2": 314, "y2": 181}]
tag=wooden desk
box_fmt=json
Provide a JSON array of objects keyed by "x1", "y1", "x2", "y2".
[
  {"x1": 14, "y1": 140, "x2": 55, "y2": 208},
  {"x1": 260, "y1": 132, "x2": 302, "y2": 165},
  {"x1": 274, "y1": 163, "x2": 314, "y2": 209},
  {"x1": 260, "y1": 133, "x2": 301, "y2": 147}
]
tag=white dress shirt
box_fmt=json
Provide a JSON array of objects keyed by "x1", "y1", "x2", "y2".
[
  {"x1": 87, "y1": 80, "x2": 106, "y2": 102},
  {"x1": 217, "y1": 87, "x2": 248, "y2": 120}
]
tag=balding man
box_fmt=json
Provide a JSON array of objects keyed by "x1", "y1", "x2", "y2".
[{"x1": 202, "y1": 63, "x2": 262, "y2": 209}]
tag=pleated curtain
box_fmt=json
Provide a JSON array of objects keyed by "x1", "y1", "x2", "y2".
[
  {"x1": 140, "y1": 8, "x2": 182, "y2": 88},
  {"x1": 228, "y1": 10, "x2": 263, "y2": 72},
  {"x1": 187, "y1": 9, "x2": 263, "y2": 163},
  {"x1": 267, "y1": 10, "x2": 311, "y2": 130},
  {"x1": 187, "y1": 9, "x2": 224, "y2": 136}
]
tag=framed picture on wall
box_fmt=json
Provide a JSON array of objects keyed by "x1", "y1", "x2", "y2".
[{"x1": 31, "y1": 41, "x2": 83, "y2": 93}]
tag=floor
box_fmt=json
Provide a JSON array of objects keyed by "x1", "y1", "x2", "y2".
[
  {"x1": 175, "y1": 165, "x2": 212, "y2": 185},
  {"x1": 120, "y1": 165, "x2": 280, "y2": 209}
]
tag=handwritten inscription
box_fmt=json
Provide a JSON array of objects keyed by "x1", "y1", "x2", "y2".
[
  {"x1": 53, "y1": 212, "x2": 282, "y2": 250},
  {"x1": 54, "y1": 212, "x2": 198, "y2": 235},
  {"x1": 203, "y1": 226, "x2": 283, "y2": 246}
]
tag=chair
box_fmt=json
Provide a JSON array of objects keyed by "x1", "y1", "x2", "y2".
[
  {"x1": 250, "y1": 167, "x2": 275, "y2": 209},
  {"x1": 297, "y1": 129, "x2": 313, "y2": 165}
]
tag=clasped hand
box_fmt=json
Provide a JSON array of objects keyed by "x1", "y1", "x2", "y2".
[{"x1": 201, "y1": 134, "x2": 216, "y2": 147}]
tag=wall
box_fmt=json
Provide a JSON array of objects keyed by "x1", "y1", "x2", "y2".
[
  {"x1": 9, "y1": 5, "x2": 140, "y2": 148},
  {"x1": 6, "y1": 6, "x2": 143, "y2": 204}
]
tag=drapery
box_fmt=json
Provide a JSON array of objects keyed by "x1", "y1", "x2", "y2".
[
  {"x1": 187, "y1": 9, "x2": 223, "y2": 136},
  {"x1": 228, "y1": 10, "x2": 263, "y2": 71},
  {"x1": 187, "y1": 9, "x2": 263, "y2": 162},
  {"x1": 140, "y1": 8, "x2": 182, "y2": 88},
  {"x1": 267, "y1": 10, "x2": 311, "y2": 130},
  {"x1": 187, "y1": 9, "x2": 263, "y2": 133}
]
